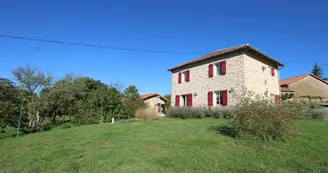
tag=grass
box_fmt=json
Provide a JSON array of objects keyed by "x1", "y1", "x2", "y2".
[{"x1": 0, "y1": 118, "x2": 327, "y2": 173}]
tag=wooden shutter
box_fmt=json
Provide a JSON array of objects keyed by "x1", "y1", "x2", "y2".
[
  {"x1": 178, "y1": 72, "x2": 182, "y2": 84},
  {"x1": 208, "y1": 91, "x2": 213, "y2": 106},
  {"x1": 187, "y1": 94, "x2": 193, "y2": 106},
  {"x1": 221, "y1": 60, "x2": 226, "y2": 75},
  {"x1": 208, "y1": 64, "x2": 213, "y2": 78},
  {"x1": 222, "y1": 90, "x2": 228, "y2": 106},
  {"x1": 275, "y1": 95, "x2": 280, "y2": 105},
  {"x1": 186, "y1": 70, "x2": 190, "y2": 82},
  {"x1": 175, "y1": 95, "x2": 180, "y2": 107},
  {"x1": 271, "y1": 67, "x2": 275, "y2": 76}
]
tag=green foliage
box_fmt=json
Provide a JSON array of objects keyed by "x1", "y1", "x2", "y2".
[
  {"x1": 0, "y1": 78, "x2": 22, "y2": 128},
  {"x1": 12, "y1": 65, "x2": 53, "y2": 94},
  {"x1": 311, "y1": 62, "x2": 325, "y2": 79},
  {"x1": 230, "y1": 95, "x2": 302, "y2": 140},
  {"x1": 166, "y1": 107, "x2": 232, "y2": 119},
  {"x1": 281, "y1": 93, "x2": 294, "y2": 101},
  {"x1": 121, "y1": 85, "x2": 146, "y2": 117},
  {"x1": 163, "y1": 94, "x2": 171, "y2": 109}
]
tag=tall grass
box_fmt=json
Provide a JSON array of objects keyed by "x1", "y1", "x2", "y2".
[{"x1": 135, "y1": 107, "x2": 159, "y2": 120}]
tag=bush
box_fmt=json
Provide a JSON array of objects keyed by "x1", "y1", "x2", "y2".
[
  {"x1": 166, "y1": 107, "x2": 232, "y2": 119},
  {"x1": 308, "y1": 109, "x2": 328, "y2": 119},
  {"x1": 135, "y1": 107, "x2": 159, "y2": 120},
  {"x1": 230, "y1": 95, "x2": 302, "y2": 140}
]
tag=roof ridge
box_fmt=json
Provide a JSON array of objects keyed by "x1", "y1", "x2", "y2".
[
  {"x1": 280, "y1": 74, "x2": 310, "y2": 81},
  {"x1": 168, "y1": 44, "x2": 283, "y2": 71}
]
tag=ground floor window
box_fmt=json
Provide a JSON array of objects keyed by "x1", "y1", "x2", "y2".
[{"x1": 215, "y1": 91, "x2": 224, "y2": 106}]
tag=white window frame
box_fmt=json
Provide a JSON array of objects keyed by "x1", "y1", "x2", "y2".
[
  {"x1": 215, "y1": 91, "x2": 224, "y2": 106},
  {"x1": 215, "y1": 62, "x2": 223, "y2": 76}
]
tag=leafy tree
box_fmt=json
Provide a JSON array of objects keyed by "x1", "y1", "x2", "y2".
[
  {"x1": 11, "y1": 65, "x2": 53, "y2": 132},
  {"x1": 122, "y1": 85, "x2": 146, "y2": 118},
  {"x1": 0, "y1": 78, "x2": 27, "y2": 129},
  {"x1": 164, "y1": 94, "x2": 171, "y2": 109},
  {"x1": 12, "y1": 65, "x2": 53, "y2": 94}
]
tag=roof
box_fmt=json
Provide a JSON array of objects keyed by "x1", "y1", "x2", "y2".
[
  {"x1": 168, "y1": 44, "x2": 284, "y2": 71},
  {"x1": 140, "y1": 92, "x2": 169, "y2": 102},
  {"x1": 280, "y1": 87, "x2": 294, "y2": 92},
  {"x1": 280, "y1": 74, "x2": 328, "y2": 86}
]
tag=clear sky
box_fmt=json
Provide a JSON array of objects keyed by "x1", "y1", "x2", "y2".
[{"x1": 1, "y1": 0, "x2": 327, "y2": 95}]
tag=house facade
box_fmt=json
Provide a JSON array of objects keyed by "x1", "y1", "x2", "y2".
[
  {"x1": 168, "y1": 44, "x2": 284, "y2": 107},
  {"x1": 140, "y1": 92, "x2": 168, "y2": 113},
  {"x1": 280, "y1": 74, "x2": 328, "y2": 102}
]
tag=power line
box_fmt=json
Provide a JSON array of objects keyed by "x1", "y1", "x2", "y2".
[{"x1": 0, "y1": 34, "x2": 207, "y2": 55}]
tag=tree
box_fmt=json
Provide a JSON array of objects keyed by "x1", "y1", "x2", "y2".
[
  {"x1": 12, "y1": 65, "x2": 53, "y2": 94},
  {"x1": 164, "y1": 94, "x2": 171, "y2": 109},
  {"x1": 11, "y1": 65, "x2": 53, "y2": 132},
  {"x1": 0, "y1": 78, "x2": 27, "y2": 129},
  {"x1": 311, "y1": 63, "x2": 324, "y2": 79},
  {"x1": 122, "y1": 85, "x2": 146, "y2": 118}
]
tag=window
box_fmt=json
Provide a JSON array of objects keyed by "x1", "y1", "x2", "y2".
[
  {"x1": 182, "y1": 95, "x2": 188, "y2": 106},
  {"x1": 216, "y1": 63, "x2": 223, "y2": 75},
  {"x1": 183, "y1": 71, "x2": 188, "y2": 82},
  {"x1": 182, "y1": 70, "x2": 190, "y2": 82},
  {"x1": 215, "y1": 91, "x2": 224, "y2": 105},
  {"x1": 181, "y1": 94, "x2": 192, "y2": 106}
]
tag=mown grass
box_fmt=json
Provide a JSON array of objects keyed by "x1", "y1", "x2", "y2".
[{"x1": 0, "y1": 118, "x2": 327, "y2": 173}]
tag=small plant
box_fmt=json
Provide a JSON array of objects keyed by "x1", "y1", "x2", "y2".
[{"x1": 135, "y1": 107, "x2": 159, "y2": 120}]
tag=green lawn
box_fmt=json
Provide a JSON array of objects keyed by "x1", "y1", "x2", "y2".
[{"x1": 0, "y1": 118, "x2": 327, "y2": 173}]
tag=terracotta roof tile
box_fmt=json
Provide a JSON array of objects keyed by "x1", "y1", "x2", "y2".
[
  {"x1": 168, "y1": 44, "x2": 284, "y2": 71},
  {"x1": 280, "y1": 74, "x2": 328, "y2": 86},
  {"x1": 280, "y1": 87, "x2": 294, "y2": 92},
  {"x1": 140, "y1": 92, "x2": 169, "y2": 102}
]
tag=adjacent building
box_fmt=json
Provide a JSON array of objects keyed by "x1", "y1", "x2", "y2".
[
  {"x1": 140, "y1": 92, "x2": 168, "y2": 113},
  {"x1": 280, "y1": 74, "x2": 328, "y2": 102},
  {"x1": 168, "y1": 44, "x2": 284, "y2": 107}
]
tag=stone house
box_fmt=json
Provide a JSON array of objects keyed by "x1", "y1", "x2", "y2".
[
  {"x1": 168, "y1": 44, "x2": 284, "y2": 107},
  {"x1": 140, "y1": 92, "x2": 168, "y2": 113},
  {"x1": 280, "y1": 74, "x2": 328, "y2": 102}
]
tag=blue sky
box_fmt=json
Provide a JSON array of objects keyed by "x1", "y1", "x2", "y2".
[{"x1": 1, "y1": 0, "x2": 327, "y2": 95}]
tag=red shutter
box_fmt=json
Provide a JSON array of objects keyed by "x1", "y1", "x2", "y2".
[
  {"x1": 271, "y1": 67, "x2": 275, "y2": 76},
  {"x1": 208, "y1": 64, "x2": 213, "y2": 78},
  {"x1": 186, "y1": 70, "x2": 190, "y2": 82},
  {"x1": 187, "y1": 94, "x2": 193, "y2": 106},
  {"x1": 221, "y1": 60, "x2": 226, "y2": 75},
  {"x1": 175, "y1": 95, "x2": 180, "y2": 107},
  {"x1": 222, "y1": 90, "x2": 228, "y2": 106},
  {"x1": 208, "y1": 91, "x2": 213, "y2": 106},
  {"x1": 178, "y1": 72, "x2": 182, "y2": 84},
  {"x1": 275, "y1": 95, "x2": 280, "y2": 105}
]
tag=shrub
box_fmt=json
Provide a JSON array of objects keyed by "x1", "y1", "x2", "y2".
[
  {"x1": 135, "y1": 107, "x2": 159, "y2": 120},
  {"x1": 230, "y1": 95, "x2": 302, "y2": 140},
  {"x1": 308, "y1": 109, "x2": 328, "y2": 119},
  {"x1": 166, "y1": 107, "x2": 232, "y2": 119}
]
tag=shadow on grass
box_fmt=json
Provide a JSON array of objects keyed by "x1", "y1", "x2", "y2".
[{"x1": 208, "y1": 125, "x2": 238, "y2": 138}]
